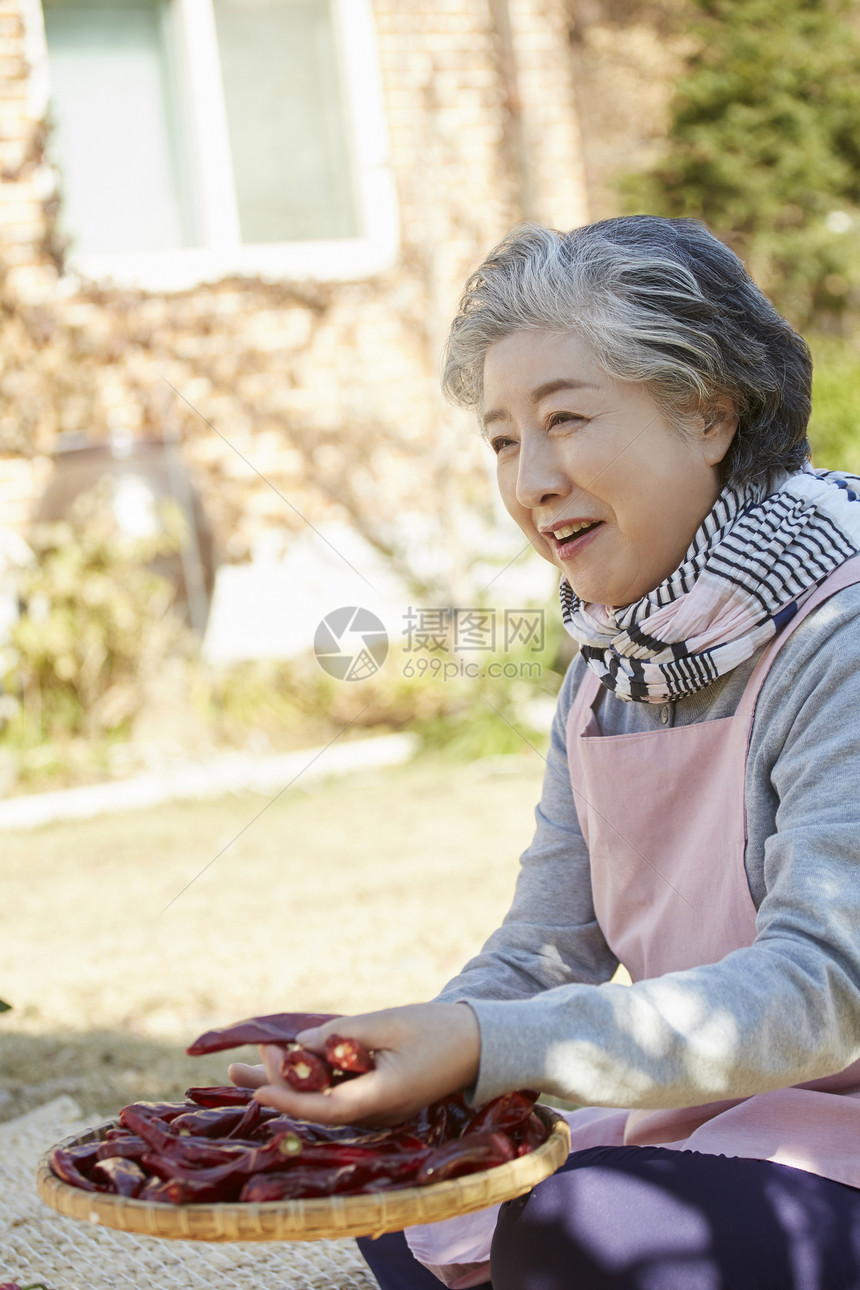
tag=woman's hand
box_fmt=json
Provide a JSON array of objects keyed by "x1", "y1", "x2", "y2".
[{"x1": 228, "y1": 1002, "x2": 480, "y2": 1127}]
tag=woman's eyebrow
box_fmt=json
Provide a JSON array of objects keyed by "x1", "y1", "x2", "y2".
[
  {"x1": 482, "y1": 378, "x2": 597, "y2": 428},
  {"x1": 530, "y1": 378, "x2": 598, "y2": 402}
]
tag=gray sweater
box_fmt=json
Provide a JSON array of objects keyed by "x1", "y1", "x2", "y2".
[{"x1": 437, "y1": 582, "x2": 860, "y2": 1110}]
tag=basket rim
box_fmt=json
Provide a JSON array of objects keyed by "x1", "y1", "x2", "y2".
[{"x1": 36, "y1": 1104, "x2": 571, "y2": 1243}]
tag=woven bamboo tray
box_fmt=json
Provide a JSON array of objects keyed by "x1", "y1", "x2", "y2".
[{"x1": 36, "y1": 1105, "x2": 570, "y2": 1243}]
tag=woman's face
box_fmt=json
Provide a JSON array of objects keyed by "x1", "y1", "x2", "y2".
[{"x1": 482, "y1": 329, "x2": 737, "y2": 608}]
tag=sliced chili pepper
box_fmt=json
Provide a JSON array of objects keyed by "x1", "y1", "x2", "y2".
[
  {"x1": 239, "y1": 1164, "x2": 361, "y2": 1202},
  {"x1": 91, "y1": 1157, "x2": 148, "y2": 1198},
  {"x1": 186, "y1": 1012, "x2": 339, "y2": 1056},
  {"x1": 465, "y1": 1089, "x2": 537, "y2": 1136},
  {"x1": 95, "y1": 1135, "x2": 147, "y2": 1163},
  {"x1": 415, "y1": 1132, "x2": 516, "y2": 1185},
  {"x1": 323, "y1": 1034, "x2": 375, "y2": 1074},
  {"x1": 280, "y1": 1048, "x2": 333, "y2": 1092},
  {"x1": 185, "y1": 1085, "x2": 257, "y2": 1108}
]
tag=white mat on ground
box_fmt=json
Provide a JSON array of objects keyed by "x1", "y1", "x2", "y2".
[{"x1": 0, "y1": 1096, "x2": 378, "y2": 1290}]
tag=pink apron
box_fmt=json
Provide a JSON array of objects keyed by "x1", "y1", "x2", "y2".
[
  {"x1": 564, "y1": 553, "x2": 860, "y2": 1180},
  {"x1": 405, "y1": 557, "x2": 860, "y2": 1286}
]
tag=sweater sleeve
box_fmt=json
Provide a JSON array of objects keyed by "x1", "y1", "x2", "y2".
[
  {"x1": 435, "y1": 656, "x2": 619, "y2": 1005},
  {"x1": 461, "y1": 591, "x2": 860, "y2": 1108}
]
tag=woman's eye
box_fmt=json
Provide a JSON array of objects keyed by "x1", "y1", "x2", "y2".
[
  {"x1": 490, "y1": 435, "x2": 516, "y2": 454},
  {"x1": 548, "y1": 411, "x2": 585, "y2": 429}
]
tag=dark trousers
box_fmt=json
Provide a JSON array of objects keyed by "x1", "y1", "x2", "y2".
[{"x1": 357, "y1": 1146, "x2": 860, "y2": 1289}]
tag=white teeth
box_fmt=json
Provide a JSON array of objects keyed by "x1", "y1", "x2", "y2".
[{"x1": 551, "y1": 521, "x2": 594, "y2": 540}]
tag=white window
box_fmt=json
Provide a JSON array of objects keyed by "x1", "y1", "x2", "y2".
[{"x1": 26, "y1": 0, "x2": 398, "y2": 289}]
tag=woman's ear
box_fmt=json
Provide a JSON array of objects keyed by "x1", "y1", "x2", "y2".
[{"x1": 699, "y1": 396, "x2": 738, "y2": 467}]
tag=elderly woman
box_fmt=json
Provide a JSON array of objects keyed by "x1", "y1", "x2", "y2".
[{"x1": 233, "y1": 217, "x2": 860, "y2": 1289}]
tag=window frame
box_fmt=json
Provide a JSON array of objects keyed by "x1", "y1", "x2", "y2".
[{"x1": 24, "y1": 0, "x2": 399, "y2": 290}]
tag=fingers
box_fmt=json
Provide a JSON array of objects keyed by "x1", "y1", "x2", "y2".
[
  {"x1": 253, "y1": 1041, "x2": 408, "y2": 1125},
  {"x1": 228, "y1": 1061, "x2": 268, "y2": 1089},
  {"x1": 241, "y1": 1003, "x2": 481, "y2": 1128},
  {"x1": 294, "y1": 1011, "x2": 392, "y2": 1053},
  {"x1": 252, "y1": 1076, "x2": 405, "y2": 1127},
  {"x1": 253, "y1": 1041, "x2": 420, "y2": 1126}
]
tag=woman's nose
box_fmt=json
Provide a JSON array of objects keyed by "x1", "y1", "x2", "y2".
[{"x1": 515, "y1": 437, "x2": 567, "y2": 509}]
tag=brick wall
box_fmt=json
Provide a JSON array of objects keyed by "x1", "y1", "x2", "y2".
[{"x1": 0, "y1": 0, "x2": 595, "y2": 597}]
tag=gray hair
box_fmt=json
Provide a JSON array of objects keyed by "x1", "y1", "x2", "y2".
[{"x1": 442, "y1": 217, "x2": 812, "y2": 489}]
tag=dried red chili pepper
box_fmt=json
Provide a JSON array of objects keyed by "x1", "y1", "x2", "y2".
[
  {"x1": 415, "y1": 1132, "x2": 516, "y2": 1185},
  {"x1": 142, "y1": 1137, "x2": 257, "y2": 1173},
  {"x1": 514, "y1": 1111, "x2": 549, "y2": 1156},
  {"x1": 185, "y1": 1085, "x2": 257, "y2": 1108},
  {"x1": 228, "y1": 1097, "x2": 264, "y2": 1138},
  {"x1": 164, "y1": 1175, "x2": 239, "y2": 1205},
  {"x1": 439, "y1": 1092, "x2": 472, "y2": 1140},
  {"x1": 143, "y1": 1129, "x2": 304, "y2": 1189},
  {"x1": 119, "y1": 1107, "x2": 180, "y2": 1154},
  {"x1": 137, "y1": 1177, "x2": 174, "y2": 1203},
  {"x1": 90, "y1": 1156, "x2": 148, "y2": 1198},
  {"x1": 49, "y1": 1147, "x2": 102, "y2": 1192},
  {"x1": 95, "y1": 1135, "x2": 147, "y2": 1163},
  {"x1": 465, "y1": 1089, "x2": 538, "y2": 1136},
  {"x1": 239, "y1": 1164, "x2": 361, "y2": 1202},
  {"x1": 280, "y1": 1047, "x2": 333, "y2": 1092},
  {"x1": 61, "y1": 1140, "x2": 101, "y2": 1172},
  {"x1": 411, "y1": 1099, "x2": 450, "y2": 1146},
  {"x1": 120, "y1": 1100, "x2": 189, "y2": 1122},
  {"x1": 141, "y1": 1156, "x2": 237, "y2": 1201},
  {"x1": 53, "y1": 1053, "x2": 550, "y2": 1206},
  {"x1": 382, "y1": 1131, "x2": 430, "y2": 1153},
  {"x1": 250, "y1": 1114, "x2": 324, "y2": 1142},
  {"x1": 323, "y1": 1034, "x2": 375, "y2": 1074},
  {"x1": 120, "y1": 1110, "x2": 265, "y2": 1171},
  {"x1": 186, "y1": 1012, "x2": 339, "y2": 1056},
  {"x1": 288, "y1": 1141, "x2": 423, "y2": 1169},
  {"x1": 169, "y1": 1106, "x2": 251, "y2": 1138}
]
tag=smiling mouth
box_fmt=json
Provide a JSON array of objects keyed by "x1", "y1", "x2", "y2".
[{"x1": 548, "y1": 521, "x2": 603, "y2": 551}]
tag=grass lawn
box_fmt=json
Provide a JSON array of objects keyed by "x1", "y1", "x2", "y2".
[{"x1": 0, "y1": 750, "x2": 547, "y2": 1124}]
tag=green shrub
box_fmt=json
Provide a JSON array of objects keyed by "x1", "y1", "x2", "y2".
[
  {"x1": 193, "y1": 603, "x2": 567, "y2": 763},
  {"x1": 808, "y1": 335, "x2": 860, "y2": 473},
  {"x1": 1, "y1": 483, "x2": 188, "y2": 774},
  {"x1": 624, "y1": 0, "x2": 860, "y2": 331}
]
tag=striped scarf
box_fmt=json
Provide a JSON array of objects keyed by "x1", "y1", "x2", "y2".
[{"x1": 559, "y1": 466, "x2": 860, "y2": 703}]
